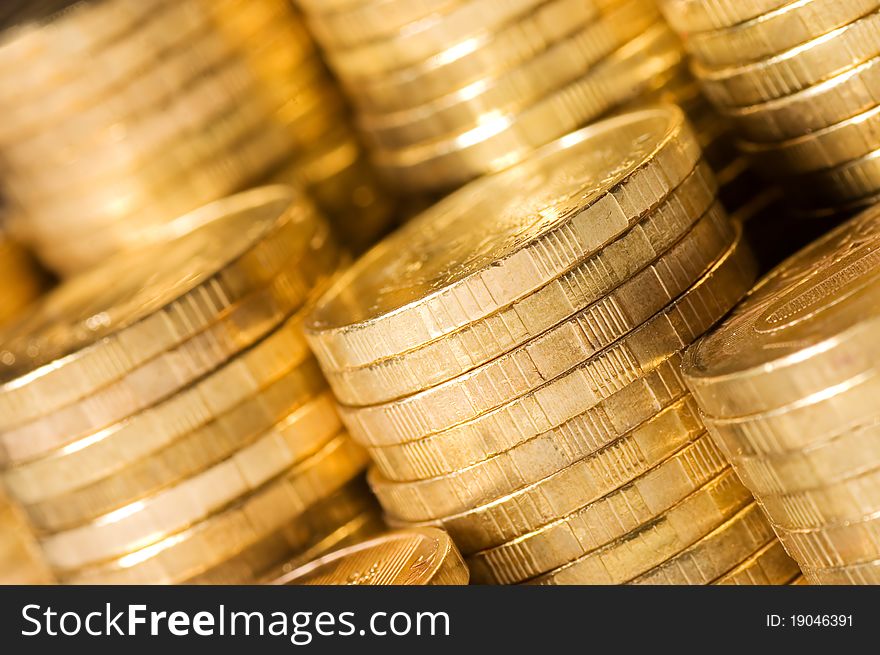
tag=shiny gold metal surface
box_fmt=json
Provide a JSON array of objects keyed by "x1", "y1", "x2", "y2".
[{"x1": 272, "y1": 527, "x2": 469, "y2": 585}]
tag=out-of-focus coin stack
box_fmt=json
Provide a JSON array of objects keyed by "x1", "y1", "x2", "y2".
[
  {"x1": 271, "y1": 527, "x2": 469, "y2": 585},
  {"x1": 0, "y1": 186, "x2": 382, "y2": 584},
  {"x1": 0, "y1": 491, "x2": 53, "y2": 584},
  {"x1": 684, "y1": 204, "x2": 880, "y2": 585},
  {"x1": 295, "y1": 0, "x2": 716, "y2": 194},
  {"x1": 0, "y1": 228, "x2": 46, "y2": 327},
  {"x1": 659, "y1": 0, "x2": 880, "y2": 218},
  {"x1": 0, "y1": 0, "x2": 393, "y2": 275},
  {"x1": 304, "y1": 107, "x2": 802, "y2": 585}
]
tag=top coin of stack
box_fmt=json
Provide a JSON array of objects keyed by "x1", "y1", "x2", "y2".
[
  {"x1": 295, "y1": 0, "x2": 695, "y2": 192},
  {"x1": 0, "y1": 185, "x2": 382, "y2": 584},
  {"x1": 272, "y1": 527, "x2": 469, "y2": 585},
  {"x1": 659, "y1": 0, "x2": 880, "y2": 215},
  {"x1": 305, "y1": 107, "x2": 802, "y2": 585},
  {"x1": 683, "y1": 203, "x2": 880, "y2": 585},
  {"x1": 0, "y1": 0, "x2": 392, "y2": 274}
]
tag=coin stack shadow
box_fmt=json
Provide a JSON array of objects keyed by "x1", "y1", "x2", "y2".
[
  {"x1": 304, "y1": 107, "x2": 803, "y2": 585},
  {"x1": 0, "y1": 187, "x2": 383, "y2": 584},
  {"x1": 659, "y1": 0, "x2": 880, "y2": 221},
  {"x1": 0, "y1": 491, "x2": 53, "y2": 584},
  {"x1": 295, "y1": 0, "x2": 724, "y2": 194},
  {"x1": 683, "y1": 204, "x2": 880, "y2": 585},
  {"x1": 0, "y1": 0, "x2": 393, "y2": 275},
  {"x1": 0, "y1": 228, "x2": 46, "y2": 327}
]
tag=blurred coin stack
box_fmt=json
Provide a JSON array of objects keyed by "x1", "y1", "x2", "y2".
[
  {"x1": 633, "y1": 71, "x2": 772, "y2": 221},
  {"x1": 0, "y1": 491, "x2": 53, "y2": 584},
  {"x1": 659, "y1": 0, "x2": 880, "y2": 218},
  {"x1": 305, "y1": 107, "x2": 802, "y2": 585},
  {"x1": 683, "y1": 204, "x2": 880, "y2": 585},
  {"x1": 0, "y1": 0, "x2": 393, "y2": 275},
  {"x1": 0, "y1": 228, "x2": 46, "y2": 327},
  {"x1": 271, "y1": 527, "x2": 469, "y2": 585},
  {"x1": 0, "y1": 186, "x2": 382, "y2": 584},
  {"x1": 295, "y1": 0, "x2": 714, "y2": 194}
]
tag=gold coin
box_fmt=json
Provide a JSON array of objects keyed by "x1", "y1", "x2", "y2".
[
  {"x1": 371, "y1": 351, "x2": 691, "y2": 483},
  {"x1": 305, "y1": 105, "x2": 699, "y2": 369},
  {"x1": 694, "y1": 10, "x2": 880, "y2": 108},
  {"x1": 62, "y1": 437, "x2": 368, "y2": 584},
  {"x1": 271, "y1": 527, "x2": 469, "y2": 585},
  {"x1": 2, "y1": 325, "x2": 324, "y2": 508},
  {"x1": 801, "y1": 557, "x2": 880, "y2": 584},
  {"x1": 773, "y1": 511, "x2": 880, "y2": 569},
  {"x1": 683, "y1": 203, "x2": 880, "y2": 417},
  {"x1": 0, "y1": 265, "x2": 323, "y2": 468},
  {"x1": 4, "y1": 61, "x2": 263, "y2": 200},
  {"x1": 371, "y1": 24, "x2": 685, "y2": 190},
  {"x1": 789, "y1": 146, "x2": 880, "y2": 204},
  {"x1": 336, "y1": 164, "x2": 717, "y2": 407},
  {"x1": 714, "y1": 540, "x2": 801, "y2": 585},
  {"x1": 0, "y1": 3, "x2": 221, "y2": 141},
  {"x1": 21, "y1": 385, "x2": 339, "y2": 533},
  {"x1": 44, "y1": 433, "x2": 365, "y2": 572},
  {"x1": 306, "y1": 0, "x2": 460, "y2": 49},
  {"x1": 527, "y1": 470, "x2": 753, "y2": 584},
  {"x1": 327, "y1": 0, "x2": 545, "y2": 78},
  {"x1": 370, "y1": 394, "x2": 707, "y2": 523},
  {"x1": 731, "y1": 417, "x2": 880, "y2": 495},
  {"x1": 705, "y1": 369, "x2": 880, "y2": 458},
  {"x1": 358, "y1": 0, "x2": 658, "y2": 150},
  {"x1": 0, "y1": 300, "x2": 318, "y2": 471},
  {"x1": 0, "y1": 186, "x2": 332, "y2": 434},
  {"x1": 384, "y1": 247, "x2": 753, "y2": 553},
  {"x1": 349, "y1": 0, "x2": 605, "y2": 113},
  {"x1": 384, "y1": 401, "x2": 706, "y2": 556},
  {"x1": 684, "y1": 0, "x2": 880, "y2": 68},
  {"x1": 790, "y1": 575, "x2": 810, "y2": 584},
  {"x1": 724, "y1": 54, "x2": 880, "y2": 143},
  {"x1": 330, "y1": 171, "x2": 718, "y2": 406},
  {"x1": 257, "y1": 508, "x2": 386, "y2": 585},
  {"x1": 342, "y1": 225, "x2": 752, "y2": 446},
  {"x1": 187, "y1": 480, "x2": 382, "y2": 584},
  {"x1": 467, "y1": 435, "x2": 729, "y2": 584},
  {"x1": 741, "y1": 102, "x2": 880, "y2": 176},
  {"x1": 0, "y1": 0, "x2": 173, "y2": 108},
  {"x1": 630, "y1": 503, "x2": 777, "y2": 584},
  {"x1": 759, "y1": 465, "x2": 880, "y2": 530},
  {"x1": 10, "y1": 62, "x2": 275, "y2": 227},
  {"x1": 659, "y1": 0, "x2": 792, "y2": 33}
]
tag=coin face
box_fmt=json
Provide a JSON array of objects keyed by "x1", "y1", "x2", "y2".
[
  {"x1": 274, "y1": 528, "x2": 467, "y2": 585},
  {"x1": 685, "y1": 204, "x2": 880, "y2": 385},
  {"x1": 0, "y1": 186, "x2": 302, "y2": 383},
  {"x1": 308, "y1": 108, "x2": 683, "y2": 333}
]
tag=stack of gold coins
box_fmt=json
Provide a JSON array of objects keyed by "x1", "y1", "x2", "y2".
[
  {"x1": 683, "y1": 204, "x2": 880, "y2": 585},
  {"x1": 0, "y1": 0, "x2": 393, "y2": 275},
  {"x1": 0, "y1": 228, "x2": 45, "y2": 327},
  {"x1": 0, "y1": 186, "x2": 382, "y2": 584},
  {"x1": 304, "y1": 107, "x2": 802, "y2": 585},
  {"x1": 619, "y1": 61, "x2": 768, "y2": 222},
  {"x1": 659, "y1": 0, "x2": 880, "y2": 216},
  {"x1": 0, "y1": 491, "x2": 53, "y2": 584},
  {"x1": 271, "y1": 528, "x2": 469, "y2": 585},
  {"x1": 295, "y1": 0, "x2": 706, "y2": 193}
]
